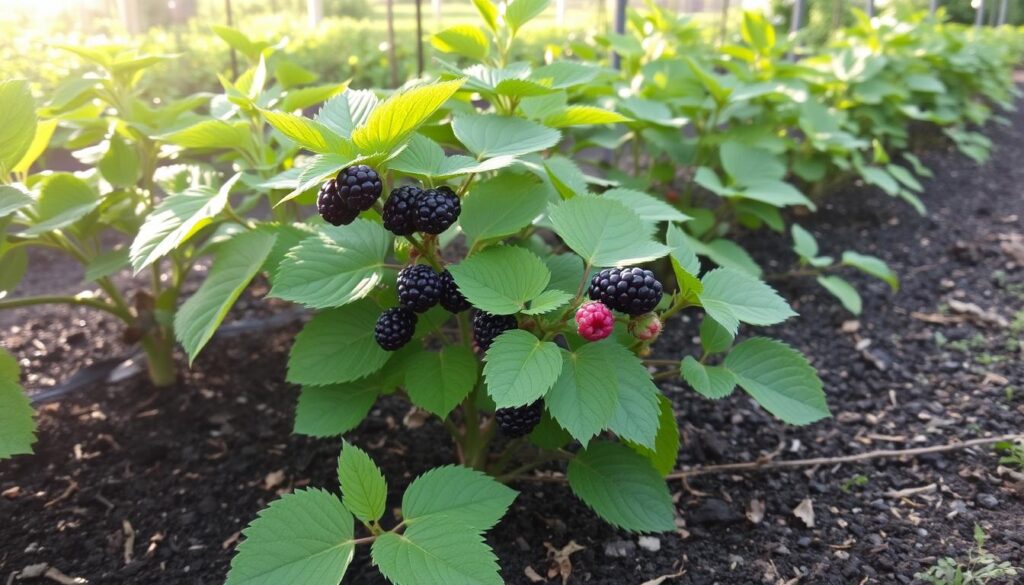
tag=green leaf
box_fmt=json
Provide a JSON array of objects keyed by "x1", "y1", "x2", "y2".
[
  {"x1": 680, "y1": 356, "x2": 736, "y2": 399},
  {"x1": 567, "y1": 441, "x2": 675, "y2": 532},
  {"x1": 603, "y1": 188, "x2": 691, "y2": 225},
  {"x1": 287, "y1": 300, "x2": 391, "y2": 386},
  {"x1": 294, "y1": 382, "x2": 380, "y2": 437},
  {"x1": 130, "y1": 174, "x2": 241, "y2": 272},
  {"x1": 162, "y1": 119, "x2": 251, "y2": 151},
  {"x1": 316, "y1": 90, "x2": 380, "y2": 138},
  {"x1": 448, "y1": 246, "x2": 550, "y2": 315},
  {"x1": 700, "y1": 239, "x2": 762, "y2": 276},
  {"x1": 20, "y1": 174, "x2": 100, "y2": 237},
  {"x1": 270, "y1": 220, "x2": 392, "y2": 309},
  {"x1": 0, "y1": 355, "x2": 35, "y2": 459},
  {"x1": 471, "y1": 0, "x2": 500, "y2": 31},
  {"x1": 275, "y1": 59, "x2": 319, "y2": 88},
  {"x1": 741, "y1": 10, "x2": 776, "y2": 52},
  {"x1": 629, "y1": 395, "x2": 680, "y2": 476},
  {"x1": 886, "y1": 164, "x2": 923, "y2": 193},
  {"x1": 12, "y1": 118, "x2": 57, "y2": 175},
  {"x1": 546, "y1": 344, "x2": 619, "y2": 445},
  {"x1": 698, "y1": 268, "x2": 796, "y2": 335},
  {"x1": 337, "y1": 442, "x2": 387, "y2": 524},
  {"x1": 0, "y1": 80, "x2": 37, "y2": 174},
  {"x1": 226, "y1": 489, "x2": 355, "y2": 585},
  {"x1": 460, "y1": 174, "x2": 549, "y2": 248},
  {"x1": 841, "y1": 251, "x2": 898, "y2": 291},
  {"x1": 99, "y1": 134, "x2": 140, "y2": 188},
  {"x1": 483, "y1": 330, "x2": 562, "y2": 409},
  {"x1": 432, "y1": 25, "x2": 491, "y2": 61},
  {"x1": 453, "y1": 115, "x2": 561, "y2": 159},
  {"x1": 261, "y1": 109, "x2": 347, "y2": 154},
  {"x1": 521, "y1": 289, "x2": 572, "y2": 315},
  {"x1": 352, "y1": 79, "x2": 465, "y2": 153},
  {"x1": 606, "y1": 343, "x2": 660, "y2": 449},
  {"x1": 212, "y1": 25, "x2": 264, "y2": 61},
  {"x1": 405, "y1": 345, "x2": 478, "y2": 417},
  {"x1": 859, "y1": 166, "x2": 900, "y2": 196},
  {"x1": 0, "y1": 247, "x2": 27, "y2": 295},
  {"x1": 545, "y1": 253, "x2": 585, "y2": 294},
  {"x1": 720, "y1": 142, "x2": 786, "y2": 183},
  {"x1": 84, "y1": 247, "x2": 130, "y2": 282},
  {"x1": 549, "y1": 196, "x2": 669, "y2": 267},
  {"x1": 666, "y1": 224, "x2": 703, "y2": 300},
  {"x1": 175, "y1": 230, "x2": 276, "y2": 363},
  {"x1": 403, "y1": 465, "x2": 517, "y2": 530},
  {"x1": 724, "y1": 338, "x2": 830, "y2": 425},
  {"x1": 816, "y1": 275, "x2": 862, "y2": 315},
  {"x1": 530, "y1": 62, "x2": 599, "y2": 89},
  {"x1": 791, "y1": 224, "x2": 819, "y2": 260},
  {"x1": 506, "y1": 0, "x2": 550, "y2": 33},
  {"x1": 0, "y1": 185, "x2": 33, "y2": 218},
  {"x1": 282, "y1": 83, "x2": 350, "y2": 113},
  {"x1": 389, "y1": 134, "x2": 516, "y2": 180},
  {"x1": 372, "y1": 516, "x2": 502, "y2": 585},
  {"x1": 739, "y1": 180, "x2": 814, "y2": 209},
  {"x1": 544, "y1": 106, "x2": 630, "y2": 128},
  {"x1": 529, "y1": 409, "x2": 572, "y2": 450},
  {"x1": 699, "y1": 316, "x2": 734, "y2": 354}
]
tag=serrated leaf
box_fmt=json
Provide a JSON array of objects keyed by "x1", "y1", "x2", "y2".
[
  {"x1": 471, "y1": 0, "x2": 500, "y2": 31},
  {"x1": 739, "y1": 180, "x2": 814, "y2": 209},
  {"x1": 130, "y1": 174, "x2": 241, "y2": 272},
  {"x1": 841, "y1": 251, "x2": 898, "y2": 291},
  {"x1": 544, "y1": 106, "x2": 630, "y2": 128},
  {"x1": 0, "y1": 356, "x2": 35, "y2": 459},
  {"x1": 549, "y1": 196, "x2": 669, "y2": 267},
  {"x1": 698, "y1": 268, "x2": 796, "y2": 335},
  {"x1": 12, "y1": 118, "x2": 57, "y2": 176},
  {"x1": 521, "y1": 289, "x2": 572, "y2": 315},
  {"x1": 337, "y1": 442, "x2": 387, "y2": 524},
  {"x1": 0, "y1": 80, "x2": 37, "y2": 174},
  {"x1": 448, "y1": 246, "x2": 550, "y2": 315},
  {"x1": 372, "y1": 516, "x2": 502, "y2": 585},
  {"x1": 0, "y1": 185, "x2": 33, "y2": 218},
  {"x1": 567, "y1": 441, "x2": 675, "y2": 532},
  {"x1": 316, "y1": 89, "x2": 380, "y2": 138},
  {"x1": 791, "y1": 224, "x2": 819, "y2": 260},
  {"x1": 432, "y1": 25, "x2": 491, "y2": 61},
  {"x1": 281, "y1": 83, "x2": 349, "y2": 113},
  {"x1": 20, "y1": 174, "x2": 100, "y2": 237},
  {"x1": 403, "y1": 465, "x2": 517, "y2": 530},
  {"x1": 530, "y1": 62, "x2": 599, "y2": 89},
  {"x1": 605, "y1": 343, "x2": 660, "y2": 449},
  {"x1": 546, "y1": 344, "x2": 619, "y2": 445},
  {"x1": 390, "y1": 134, "x2": 517, "y2": 180},
  {"x1": 405, "y1": 345, "x2": 478, "y2": 417},
  {"x1": 261, "y1": 109, "x2": 347, "y2": 154},
  {"x1": 270, "y1": 220, "x2": 392, "y2": 309},
  {"x1": 162, "y1": 119, "x2": 252, "y2": 151},
  {"x1": 352, "y1": 79, "x2": 465, "y2": 153},
  {"x1": 483, "y1": 330, "x2": 562, "y2": 408},
  {"x1": 453, "y1": 115, "x2": 561, "y2": 159},
  {"x1": 84, "y1": 247, "x2": 130, "y2": 282},
  {"x1": 680, "y1": 356, "x2": 736, "y2": 399},
  {"x1": 724, "y1": 338, "x2": 829, "y2": 425},
  {"x1": 287, "y1": 300, "x2": 391, "y2": 386},
  {"x1": 542, "y1": 154, "x2": 588, "y2": 199},
  {"x1": 545, "y1": 253, "x2": 585, "y2": 294},
  {"x1": 226, "y1": 489, "x2": 355, "y2": 585},
  {"x1": 629, "y1": 395, "x2": 680, "y2": 476},
  {"x1": 817, "y1": 275, "x2": 862, "y2": 315},
  {"x1": 294, "y1": 382, "x2": 380, "y2": 437},
  {"x1": 720, "y1": 141, "x2": 786, "y2": 183},
  {"x1": 699, "y1": 316, "x2": 733, "y2": 354},
  {"x1": 99, "y1": 134, "x2": 140, "y2": 188},
  {"x1": 603, "y1": 188, "x2": 691, "y2": 225},
  {"x1": 506, "y1": 0, "x2": 550, "y2": 32},
  {"x1": 175, "y1": 229, "x2": 276, "y2": 362},
  {"x1": 460, "y1": 174, "x2": 549, "y2": 248}
]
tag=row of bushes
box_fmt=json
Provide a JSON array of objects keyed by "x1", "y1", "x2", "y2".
[{"x1": 1, "y1": 2, "x2": 1020, "y2": 583}]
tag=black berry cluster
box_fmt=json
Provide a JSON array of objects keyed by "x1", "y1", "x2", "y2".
[
  {"x1": 495, "y1": 400, "x2": 544, "y2": 437},
  {"x1": 374, "y1": 265, "x2": 474, "y2": 351},
  {"x1": 588, "y1": 267, "x2": 663, "y2": 316},
  {"x1": 438, "y1": 269, "x2": 471, "y2": 313},
  {"x1": 374, "y1": 307, "x2": 417, "y2": 351},
  {"x1": 317, "y1": 165, "x2": 383, "y2": 226},
  {"x1": 381, "y1": 185, "x2": 461, "y2": 236},
  {"x1": 396, "y1": 264, "x2": 442, "y2": 313},
  {"x1": 472, "y1": 311, "x2": 518, "y2": 352}
]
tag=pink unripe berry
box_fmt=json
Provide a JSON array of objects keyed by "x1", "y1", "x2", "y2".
[
  {"x1": 575, "y1": 301, "x2": 615, "y2": 341},
  {"x1": 629, "y1": 313, "x2": 662, "y2": 341}
]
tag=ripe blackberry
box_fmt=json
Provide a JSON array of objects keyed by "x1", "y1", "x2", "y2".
[
  {"x1": 381, "y1": 185, "x2": 421, "y2": 236},
  {"x1": 396, "y1": 264, "x2": 441, "y2": 313},
  {"x1": 414, "y1": 186, "x2": 461, "y2": 235},
  {"x1": 438, "y1": 269, "x2": 471, "y2": 313},
  {"x1": 374, "y1": 307, "x2": 417, "y2": 351},
  {"x1": 588, "y1": 267, "x2": 663, "y2": 316},
  {"x1": 336, "y1": 164, "x2": 383, "y2": 211},
  {"x1": 317, "y1": 179, "x2": 360, "y2": 226},
  {"x1": 472, "y1": 311, "x2": 517, "y2": 352},
  {"x1": 495, "y1": 401, "x2": 544, "y2": 438},
  {"x1": 575, "y1": 301, "x2": 615, "y2": 341}
]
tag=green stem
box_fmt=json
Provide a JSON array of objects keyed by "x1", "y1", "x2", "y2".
[
  {"x1": 140, "y1": 333, "x2": 177, "y2": 387},
  {"x1": 0, "y1": 294, "x2": 132, "y2": 322}
]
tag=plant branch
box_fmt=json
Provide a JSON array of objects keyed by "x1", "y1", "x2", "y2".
[{"x1": 0, "y1": 294, "x2": 132, "y2": 322}]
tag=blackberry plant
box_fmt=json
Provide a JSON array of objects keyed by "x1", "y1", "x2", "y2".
[{"x1": 227, "y1": 1, "x2": 831, "y2": 583}]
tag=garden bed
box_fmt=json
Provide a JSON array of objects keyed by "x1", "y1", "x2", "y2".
[{"x1": 2, "y1": 106, "x2": 1023, "y2": 584}]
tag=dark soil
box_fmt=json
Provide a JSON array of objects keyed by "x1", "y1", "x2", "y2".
[{"x1": 2, "y1": 110, "x2": 1024, "y2": 584}]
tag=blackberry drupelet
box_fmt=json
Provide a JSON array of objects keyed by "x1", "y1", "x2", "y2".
[
  {"x1": 414, "y1": 186, "x2": 461, "y2": 234},
  {"x1": 374, "y1": 307, "x2": 418, "y2": 351},
  {"x1": 588, "y1": 267, "x2": 663, "y2": 316},
  {"x1": 317, "y1": 179, "x2": 361, "y2": 226},
  {"x1": 495, "y1": 401, "x2": 544, "y2": 438},
  {"x1": 396, "y1": 264, "x2": 441, "y2": 313},
  {"x1": 336, "y1": 164, "x2": 383, "y2": 211},
  {"x1": 472, "y1": 311, "x2": 517, "y2": 352},
  {"x1": 438, "y1": 269, "x2": 471, "y2": 313},
  {"x1": 381, "y1": 185, "x2": 421, "y2": 236}
]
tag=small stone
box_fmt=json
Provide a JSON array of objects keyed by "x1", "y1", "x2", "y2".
[
  {"x1": 603, "y1": 539, "x2": 636, "y2": 558},
  {"x1": 637, "y1": 536, "x2": 661, "y2": 552},
  {"x1": 797, "y1": 536, "x2": 812, "y2": 548},
  {"x1": 976, "y1": 493, "x2": 999, "y2": 509}
]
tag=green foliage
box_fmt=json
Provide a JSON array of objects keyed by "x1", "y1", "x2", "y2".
[
  {"x1": 0, "y1": 349, "x2": 35, "y2": 459},
  {"x1": 915, "y1": 525, "x2": 1020, "y2": 584}
]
